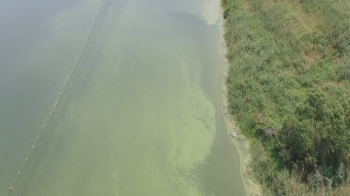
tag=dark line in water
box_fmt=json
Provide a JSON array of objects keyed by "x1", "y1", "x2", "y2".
[{"x1": 6, "y1": 1, "x2": 108, "y2": 195}]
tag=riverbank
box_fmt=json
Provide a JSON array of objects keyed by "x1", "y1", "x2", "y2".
[
  {"x1": 221, "y1": 0, "x2": 350, "y2": 195},
  {"x1": 218, "y1": 10, "x2": 261, "y2": 196}
]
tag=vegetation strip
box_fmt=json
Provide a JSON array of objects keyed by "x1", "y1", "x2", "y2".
[{"x1": 221, "y1": 0, "x2": 350, "y2": 194}]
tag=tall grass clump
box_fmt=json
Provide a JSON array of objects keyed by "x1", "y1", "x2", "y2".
[{"x1": 222, "y1": 0, "x2": 350, "y2": 194}]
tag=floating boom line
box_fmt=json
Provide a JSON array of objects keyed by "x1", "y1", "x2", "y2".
[{"x1": 7, "y1": 0, "x2": 107, "y2": 194}]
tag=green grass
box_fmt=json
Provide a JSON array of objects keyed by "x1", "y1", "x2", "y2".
[{"x1": 222, "y1": 0, "x2": 350, "y2": 194}]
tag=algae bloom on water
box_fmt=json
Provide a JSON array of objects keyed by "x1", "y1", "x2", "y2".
[{"x1": 0, "y1": 0, "x2": 247, "y2": 195}]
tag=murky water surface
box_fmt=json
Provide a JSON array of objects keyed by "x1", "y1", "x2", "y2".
[{"x1": 0, "y1": 0, "x2": 246, "y2": 195}]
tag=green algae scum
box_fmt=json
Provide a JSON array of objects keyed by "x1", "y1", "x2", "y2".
[{"x1": 0, "y1": 0, "x2": 247, "y2": 195}]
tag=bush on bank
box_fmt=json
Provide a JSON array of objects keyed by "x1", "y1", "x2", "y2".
[{"x1": 222, "y1": 0, "x2": 350, "y2": 194}]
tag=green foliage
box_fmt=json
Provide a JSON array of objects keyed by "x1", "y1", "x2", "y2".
[
  {"x1": 279, "y1": 88, "x2": 350, "y2": 172},
  {"x1": 337, "y1": 56, "x2": 350, "y2": 82},
  {"x1": 335, "y1": 29, "x2": 350, "y2": 56},
  {"x1": 299, "y1": 59, "x2": 336, "y2": 87},
  {"x1": 222, "y1": 0, "x2": 350, "y2": 194},
  {"x1": 223, "y1": 8, "x2": 230, "y2": 19}
]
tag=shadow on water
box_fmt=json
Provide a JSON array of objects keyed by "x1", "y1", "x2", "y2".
[{"x1": 196, "y1": 111, "x2": 247, "y2": 196}]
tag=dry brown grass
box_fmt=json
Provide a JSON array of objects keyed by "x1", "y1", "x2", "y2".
[
  {"x1": 322, "y1": 80, "x2": 341, "y2": 88},
  {"x1": 304, "y1": 51, "x2": 321, "y2": 69}
]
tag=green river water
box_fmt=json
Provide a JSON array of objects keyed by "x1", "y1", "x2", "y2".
[{"x1": 0, "y1": 0, "x2": 246, "y2": 195}]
